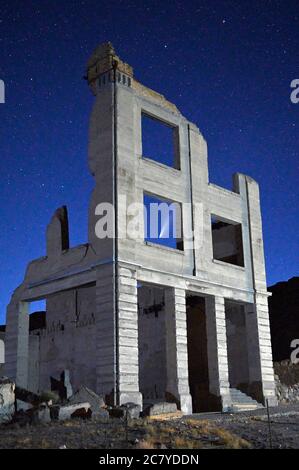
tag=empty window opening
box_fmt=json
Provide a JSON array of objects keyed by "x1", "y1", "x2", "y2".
[
  {"x1": 138, "y1": 284, "x2": 167, "y2": 402},
  {"x1": 141, "y1": 113, "x2": 180, "y2": 169},
  {"x1": 29, "y1": 300, "x2": 46, "y2": 329},
  {"x1": 144, "y1": 193, "x2": 183, "y2": 250},
  {"x1": 30, "y1": 299, "x2": 46, "y2": 314},
  {"x1": 211, "y1": 216, "x2": 244, "y2": 267}
]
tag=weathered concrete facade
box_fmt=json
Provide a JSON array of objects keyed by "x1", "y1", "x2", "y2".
[{"x1": 4, "y1": 43, "x2": 277, "y2": 413}]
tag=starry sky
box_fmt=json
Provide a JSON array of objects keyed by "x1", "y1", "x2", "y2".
[{"x1": 0, "y1": 0, "x2": 298, "y2": 324}]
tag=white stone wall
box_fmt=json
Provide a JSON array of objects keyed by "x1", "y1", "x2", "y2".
[
  {"x1": 0, "y1": 332, "x2": 5, "y2": 377},
  {"x1": 36, "y1": 285, "x2": 97, "y2": 393}
]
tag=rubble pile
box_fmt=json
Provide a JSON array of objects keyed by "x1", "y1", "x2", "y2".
[
  {"x1": 1, "y1": 375, "x2": 182, "y2": 426},
  {"x1": 275, "y1": 360, "x2": 299, "y2": 404}
]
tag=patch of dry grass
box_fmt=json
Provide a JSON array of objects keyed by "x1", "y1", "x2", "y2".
[
  {"x1": 0, "y1": 414, "x2": 251, "y2": 450},
  {"x1": 136, "y1": 438, "x2": 156, "y2": 449},
  {"x1": 213, "y1": 428, "x2": 251, "y2": 449},
  {"x1": 140, "y1": 419, "x2": 203, "y2": 449},
  {"x1": 40, "y1": 438, "x2": 52, "y2": 449},
  {"x1": 183, "y1": 418, "x2": 251, "y2": 449},
  {"x1": 147, "y1": 412, "x2": 183, "y2": 421},
  {"x1": 15, "y1": 436, "x2": 32, "y2": 447}
]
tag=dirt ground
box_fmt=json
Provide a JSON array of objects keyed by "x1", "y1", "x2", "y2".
[
  {"x1": 189, "y1": 403, "x2": 299, "y2": 449},
  {"x1": 0, "y1": 404, "x2": 299, "y2": 449}
]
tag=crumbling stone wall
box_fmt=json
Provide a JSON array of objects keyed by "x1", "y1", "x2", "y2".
[{"x1": 29, "y1": 285, "x2": 97, "y2": 393}]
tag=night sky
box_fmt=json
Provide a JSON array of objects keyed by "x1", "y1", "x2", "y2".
[{"x1": 0, "y1": 0, "x2": 298, "y2": 324}]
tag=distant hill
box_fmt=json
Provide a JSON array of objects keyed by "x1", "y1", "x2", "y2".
[
  {"x1": 0, "y1": 311, "x2": 46, "y2": 334},
  {"x1": 268, "y1": 277, "x2": 299, "y2": 362}
]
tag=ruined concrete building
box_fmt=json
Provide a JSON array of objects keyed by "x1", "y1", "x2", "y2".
[{"x1": 4, "y1": 43, "x2": 277, "y2": 413}]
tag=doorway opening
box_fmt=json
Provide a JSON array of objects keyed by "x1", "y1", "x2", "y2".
[
  {"x1": 225, "y1": 301, "x2": 250, "y2": 392},
  {"x1": 186, "y1": 295, "x2": 213, "y2": 412},
  {"x1": 137, "y1": 283, "x2": 167, "y2": 403}
]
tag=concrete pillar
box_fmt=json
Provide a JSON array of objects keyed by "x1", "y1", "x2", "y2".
[
  {"x1": 235, "y1": 174, "x2": 277, "y2": 406},
  {"x1": 117, "y1": 266, "x2": 142, "y2": 407},
  {"x1": 5, "y1": 299, "x2": 29, "y2": 389},
  {"x1": 95, "y1": 263, "x2": 116, "y2": 401},
  {"x1": 164, "y1": 287, "x2": 192, "y2": 414},
  {"x1": 205, "y1": 295, "x2": 232, "y2": 411},
  {"x1": 245, "y1": 296, "x2": 277, "y2": 406},
  {"x1": 95, "y1": 263, "x2": 142, "y2": 407}
]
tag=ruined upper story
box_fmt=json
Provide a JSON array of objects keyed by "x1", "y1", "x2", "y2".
[
  {"x1": 15, "y1": 42, "x2": 267, "y2": 302},
  {"x1": 86, "y1": 42, "x2": 267, "y2": 294}
]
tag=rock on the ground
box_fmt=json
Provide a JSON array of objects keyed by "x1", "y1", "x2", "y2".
[
  {"x1": 69, "y1": 386, "x2": 105, "y2": 416},
  {"x1": 122, "y1": 402, "x2": 141, "y2": 419},
  {"x1": 51, "y1": 402, "x2": 91, "y2": 421},
  {"x1": 36, "y1": 403, "x2": 52, "y2": 423},
  {"x1": 275, "y1": 370, "x2": 299, "y2": 404},
  {"x1": 143, "y1": 402, "x2": 177, "y2": 417},
  {"x1": 109, "y1": 402, "x2": 141, "y2": 420},
  {"x1": 70, "y1": 407, "x2": 92, "y2": 419},
  {"x1": 16, "y1": 399, "x2": 33, "y2": 412},
  {"x1": 15, "y1": 386, "x2": 40, "y2": 405},
  {"x1": 0, "y1": 377, "x2": 15, "y2": 424},
  {"x1": 26, "y1": 403, "x2": 52, "y2": 424}
]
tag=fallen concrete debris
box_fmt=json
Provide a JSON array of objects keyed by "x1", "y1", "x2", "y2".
[
  {"x1": 69, "y1": 386, "x2": 109, "y2": 420},
  {"x1": 70, "y1": 406, "x2": 92, "y2": 420},
  {"x1": 0, "y1": 379, "x2": 108, "y2": 426},
  {"x1": 121, "y1": 402, "x2": 141, "y2": 420},
  {"x1": 50, "y1": 369, "x2": 73, "y2": 401},
  {"x1": 26, "y1": 403, "x2": 52, "y2": 424},
  {"x1": 51, "y1": 402, "x2": 91, "y2": 421},
  {"x1": 142, "y1": 402, "x2": 178, "y2": 417},
  {"x1": 15, "y1": 386, "x2": 40, "y2": 406},
  {"x1": 1, "y1": 377, "x2": 179, "y2": 427},
  {"x1": 13, "y1": 403, "x2": 51, "y2": 426},
  {"x1": 108, "y1": 402, "x2": 141, "y2": 420},
  {"x1": 0, "y1": 377, "x2": 15, "y2": 424},
  {"x1": 16, "y1": 400, "x2": 33, "y2": 412},
  {"x1": 36, "y1": 403, "x2": 52, "y2": 423},
  {"x1": 69, "y1": 386, "x2": 105, "y2": 414}
]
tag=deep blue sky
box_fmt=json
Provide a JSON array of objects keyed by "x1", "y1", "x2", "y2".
[{"x1": 0, "y1": 0, "x2": 298, "y2": 323}]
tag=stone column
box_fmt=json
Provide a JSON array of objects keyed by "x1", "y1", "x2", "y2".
[
  {"x1": 235, "y1": 174, "x2": 277, "y2": 406},
  {"x1": 164, "y1": 287, "x2": 192, "y2": 414},
  {"x1": 245, "y1": 296, "x2": 277, "y2": 406},
  {"x1": 205, "y1": 295, "x2": 232, "y2": 411},
  {"x1": 5, "y1": 298, "x2": 29, "y2": 389},
  {"x1": 117, "y1": 266, "x2": 142, "y2": 407},
  {"x1": 95, "y1": 262, "x2": 116, "y2": 401},
  {"x1": 95, "y1": 263, "x2": 142, "y2": 407}
]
